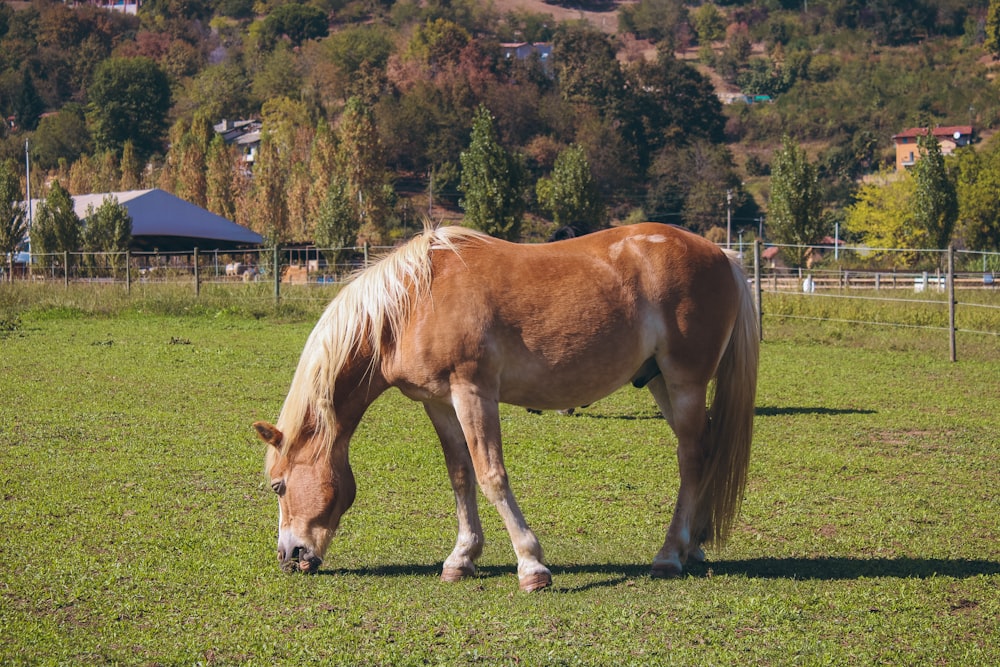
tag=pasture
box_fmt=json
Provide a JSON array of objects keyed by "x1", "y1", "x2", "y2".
[{"x1": 1, "y1": 293, "x2": 998, "y2": 665}]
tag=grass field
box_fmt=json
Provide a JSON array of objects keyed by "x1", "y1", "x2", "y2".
[{"x1": 1, "y1": 290, "x2": 999, "y2": 665}]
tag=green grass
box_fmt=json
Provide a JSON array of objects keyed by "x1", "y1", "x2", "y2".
[{"x1": 1, "y1": 293, "x2": 999, "y2": 665}]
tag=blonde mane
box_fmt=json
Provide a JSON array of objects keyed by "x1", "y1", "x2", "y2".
[{"x1": 274, "y1": 225, "x2": 489, "y2": 454}]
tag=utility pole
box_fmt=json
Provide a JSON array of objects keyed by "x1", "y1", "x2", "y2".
[
  {"x1": 726, "y1": 189, "x2": 733, "y2": 249},
  {"x1": 25, "y1": 139, "x2": 31, "y2": 256}
]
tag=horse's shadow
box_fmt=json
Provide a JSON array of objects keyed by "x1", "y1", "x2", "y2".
[
  {"x1": 572, "y1": 406, "x2": 876, "y2": 420},
  {"x1": 318, "y1": 557, "x2": 1000, "y2": 591}
]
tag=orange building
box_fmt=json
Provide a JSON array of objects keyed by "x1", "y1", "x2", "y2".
[{"x1": 891, "y1": 125, "x2": 973, "y2": 171}]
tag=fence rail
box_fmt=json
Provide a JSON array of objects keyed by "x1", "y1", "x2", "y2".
[
  {"x1": 748, "y1": 241, "x2": 1000, "y2": 361},
  {"x1": 4, "y1": 240, "x2": 999, "y2": 361}
]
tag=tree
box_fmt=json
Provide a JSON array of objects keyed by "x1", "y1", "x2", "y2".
[
  {"x1": 767, "y1": 135, "x2": 828, "y2": 266},
  {"x1": 313, "y1": 178, "x2": 358, "y2": 272},
  {"x1": 31, "y1": 180, "x2": 80, "y2": 271},
  {"x1": 30, "y1": 104, "x2": 91, "y2": 171},
  {"x1": 552, "y1": 26, "x2": 625, "y2": 116},
  {"x1": 988, "y1": 0, "x2": 1000, "y2": 59},
  {"x1": 691, "y1": 3, "x2": 726, "y2": 45},
  {"x1": 955, "y1": 140, "x2": 1000, "y2": 252},
  {"x1": 337, "y1": 97, "x2": 393, "y2": 246},
  {"x1": 406, "y1": 18, "x2": 470, "y2": 71},
  {"x1": 205, "y1": 135, "x2": 238, "y2": 221},
  {"x1": 81, "y1": 195, "x2": 131, "y2": 275},
  {"x1": 0, "y1": 159, "x2": 29, "y2": 281},
  {"x1": 911, "y1": 131, "x2": 958, "y2": 252},
  {"x1": 13, "y1": 69, "x2": 44, "y2": 132},
  {"x1": 459, "y1": 105, "x2": 526, "y2": 241},
  {"x1": 247, "y1": 133, "x2": 289, "y2": 247},
  {"x1": 305, "y1": 121, "x2": 339, "y2": 228},
  {"x1": 535, "y1": 144, "x2": 605, "y2": 237},
  {"x1": 845, "y1": 171, "x2": 919, "y2": 266},
  {"x1": 119, "y1": 140, "x2": 141, "y2": 191},
  {"x1": 257, "y1": 3, "x2": 328, "y2": 48},
  {"x1": 88, "y1": 57, "x2": 172, "y2": 160},
  {"x1": 623, "y1": 50, "x2": 727, "y2": 167}
]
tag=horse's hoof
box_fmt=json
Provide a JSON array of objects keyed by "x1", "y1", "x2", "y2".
[
  {"x1": 441, "y1": 566, "x2": 475, "y2": 582},
  {"x1": 519, "y1": 571, "x2": 552, "y2": 592},
  {"x1": 650, "y1": 564, "x2": 683, "y2": 579}
]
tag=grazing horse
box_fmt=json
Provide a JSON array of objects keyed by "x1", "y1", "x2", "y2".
[{"x1": 253, "y1": 223, "x2": 758, "y2": 591}]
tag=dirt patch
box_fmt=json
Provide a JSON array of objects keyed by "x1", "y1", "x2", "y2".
[{"x1": 491, "y1": 0, "x2": 622, "y2": 33}]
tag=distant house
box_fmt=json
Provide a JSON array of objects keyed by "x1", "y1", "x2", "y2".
[
  {"x1": 891, "y1": 125, "x2": 973, "y2": 171},
  {"x1": 500, "y1": 42, "x2": 552, "y2": 72},
  {"x1": 76, "y1": 0, "x2": 141, "y2": 14},
  {"x1": 214, "y1": 119, "x2": 261, "y2": 166}
]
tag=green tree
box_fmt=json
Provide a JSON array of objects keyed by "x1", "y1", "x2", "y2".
[
  {"x1": 459, "y1": 105, "x2": 526, "y2": 241},
  {"x1": 955, "y1": 140, "x2": 1000, "y2": 252},
  {"x1": 406, "y1": 18, "x2": 470, "y2": 70},
  {"x1": 31, "y1": 180, "x2": 80, "y2": 271},
  {"x1": 88, "y1": 57, "x2": 172, "y2": 160},
  {"x1": 988, "y1": 0, "x2": 1000, "y2": 59},
  {"x1": 845, "y1": 171, "x2": 919, "y2": 266},
  {"x1": 691, "y1": 3, "x2": 726, "y2": 45},
  {"x1": 30, "y1": 104, "x2": 91, "y2": 170},
  {"x1": 259, "y1": 3, "x2": 328, "y2": 47},
  {"x1": 337, "y1": 97, "x2": 392, "y2": 246},
  {"x1": 313, "y1": 178, "x2": 358, "y2": 272},
  {"x1": 535, "y1": 144, "x2": 605, "y2": 237},
  {"x1": 205, "y1": 135, "x2": 238, "y2": 221},
  {"x1": 552, "y1": 26, "x2": 625, "y2": 116},
  {"x1": 247, "y1": 133, "x2": 289, "y2": 247},
  {"x1": 0, "y1": 159, "x2": 29, "y2": 281},
  {"x1": 767, "y1": 135, "x2": 827, "y2": 266},
  {"x1": 617, "y1": 0, "x2": 688, "y2": 48},
  {"x1": 911, "y1": 132, "x2": 958, "y2": 252},
  {"x1": 14, "y1": 69, "x2": 44, "y2": 132},
  {"x1": 119, "y1": 140, "x2": 141, "y2": 191},
  {"x1": 81, "y1": 195, "x2": 131, "y2": 276}
]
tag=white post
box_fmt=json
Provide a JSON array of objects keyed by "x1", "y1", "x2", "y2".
[{"x1": 25, "y1": 139, "x2": 32, "y2": 256}]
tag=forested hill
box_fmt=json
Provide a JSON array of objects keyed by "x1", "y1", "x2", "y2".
[{"x1": 2, "y1": 0, "x2": 1000, "y2": 254}]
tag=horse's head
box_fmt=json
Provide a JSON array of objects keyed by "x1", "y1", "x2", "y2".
[{"x1": 253, "y1": 420, "x2": 356, "y2": 574}]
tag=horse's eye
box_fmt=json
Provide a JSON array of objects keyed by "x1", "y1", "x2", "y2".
[{"x1": 270, "y1": 478, "x2": 286, "y2": 496}]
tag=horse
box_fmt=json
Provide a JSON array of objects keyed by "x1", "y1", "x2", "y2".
[{"x1": 253, "y1": 222, "x2": 758, "y2": 591}]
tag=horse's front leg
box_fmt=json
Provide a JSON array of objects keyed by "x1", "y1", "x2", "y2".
[
  {"x1": 424, "y1": 402, "x2": 484, "y2": 582},
  {"x1": 647, "y1": 376, "x2": 711, "y2": 577},
  {"x1": 451, "y1": 388, "x2": 552, "y2": 592}
]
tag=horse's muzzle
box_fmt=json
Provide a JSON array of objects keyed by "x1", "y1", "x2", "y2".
[{"x1": 278, "y1": 546, "x2": 322, "y2": 574}]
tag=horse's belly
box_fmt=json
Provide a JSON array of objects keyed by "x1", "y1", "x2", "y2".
[{"x1": 496, "y1": 356, "x2": 647, "y2": 411}]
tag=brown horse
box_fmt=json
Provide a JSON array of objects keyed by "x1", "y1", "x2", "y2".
[{"x1": 253, "y1": 223, "x2": 758, "y2": 591}]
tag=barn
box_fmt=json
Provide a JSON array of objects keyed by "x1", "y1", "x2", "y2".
[{"x1": 66, "y1": 189, "x2": 263, "y2": 251}]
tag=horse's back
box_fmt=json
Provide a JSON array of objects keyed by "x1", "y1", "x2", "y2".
[{"x1": 390, "y1": 224, "x2": 739, "y2": 409}]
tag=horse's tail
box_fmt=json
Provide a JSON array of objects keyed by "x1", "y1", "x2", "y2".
[{"x1": 699, "y1": 254, "x2": 759, "y2": 546}]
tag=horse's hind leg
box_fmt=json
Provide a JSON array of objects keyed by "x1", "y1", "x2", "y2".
[
  {"x1": 646, "y1": 374, "x2": 710, "y2": 577},
  {"x1": 424, "y1": 402, "x2": 484, "y2": 582},
  {"x1": 451, "y1": 388, "x2": 552, "y2": 592}
]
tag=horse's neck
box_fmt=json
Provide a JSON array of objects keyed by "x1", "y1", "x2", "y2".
[{"x1": 330, "y1": 352, "x2": 390, "y2": 438}]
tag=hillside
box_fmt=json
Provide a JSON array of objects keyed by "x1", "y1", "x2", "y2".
[{"x1": 2, "y1": 0, "x2": 998, "y2": 253}]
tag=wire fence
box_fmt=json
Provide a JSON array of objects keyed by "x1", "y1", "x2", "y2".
[
  {"x1": 742, "y1": 241, "x2": 1000, "y2": 361},
  {"x1": 4, "y1": 240, "x2": 999, "y2": 361}
]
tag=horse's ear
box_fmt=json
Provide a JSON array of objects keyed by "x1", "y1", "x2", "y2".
[{"x1": 253, "y1": 421, "x2": 283, "y2": 450}]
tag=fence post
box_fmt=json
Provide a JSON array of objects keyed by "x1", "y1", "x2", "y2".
[
  {"x1": 754, "y1": 240, "x2": 763, "y2": 341},
  {"x1": 64, "y1": 251, "x2": 69, "y2": 288},
  {"x1": 364, "y1": 242, "x2": 370, "y2": 268},
  {"x1": 948, "y1": 245, "x2": 956, "y2": 362},
  {"x1": 273, "y1": 245, "x2": 281, "y2": 305},
  {"x1": 193, "y1": 247, "x2": 200, "y2": 297},
  {"x1": 125, "y1": 250, "x2": 131, "y2": 294}
]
